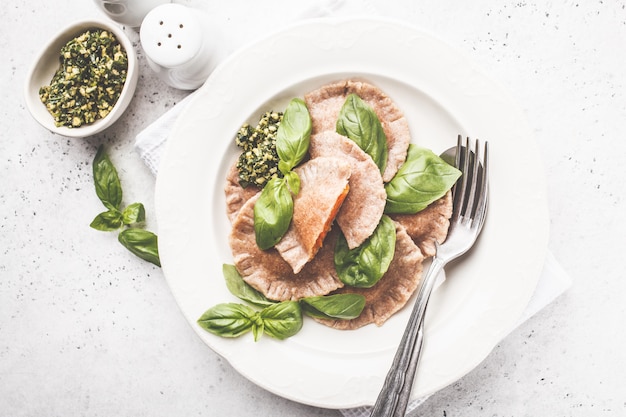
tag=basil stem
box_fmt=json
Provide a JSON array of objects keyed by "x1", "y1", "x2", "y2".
[
  {"x1": 384, "y1": 145, "x2": 462, "y2": 214},
  {"x1": 118, "y1": 228, "x2": 161, "y2": 267},
  {"x1": 93, "y1": 145, "x2": 123, "y2": 211},
  {"x1": 334, "y1": 215, "x2": 396, "y2": 288},
  {"x1": 197, "y1": 303, "x2": 257, "y2": 338},
  {"x1": 254, "y1": 177, "x2": 294, "y2": 250},
  {"x1": 336, "y1": 93, "x2": 388, "y2": 175},
  {"x1": 276, "y1": 98, "x2": 311, "y2": 174},
  {"x1": 301, "y1": 294, "x2": 366, "y2": 320},
  {"x1": 222, "y1": 264, "x2": 275, "y2": 308}
]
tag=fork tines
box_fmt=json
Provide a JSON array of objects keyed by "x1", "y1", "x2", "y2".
[{"x1": 453, "y1": 135, "x2": 489, "y2": 226}]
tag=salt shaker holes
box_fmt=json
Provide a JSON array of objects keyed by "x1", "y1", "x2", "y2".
[{"x1": 140, "y1": 3, "x2": 218, "y2": 89}]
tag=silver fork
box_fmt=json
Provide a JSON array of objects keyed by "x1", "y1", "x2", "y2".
[{"x1": 370, "y1": 135, "x2": 489, "y2": 417}]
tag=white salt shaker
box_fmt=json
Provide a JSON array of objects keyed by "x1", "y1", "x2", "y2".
[
  {"x1": 92, "y1": 0, "x2": 171, "y2": 29},
  {"x1": 139, "y1": 3, "x2": 219, "y2": 90}
]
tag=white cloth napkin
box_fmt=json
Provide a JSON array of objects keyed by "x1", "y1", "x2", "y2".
[{"x1": 134, "y1": 2, "x2": 572, "y2": 416}]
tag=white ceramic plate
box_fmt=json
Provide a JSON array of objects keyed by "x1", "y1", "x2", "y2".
[{"x1": 155, "y1": 18, "x2": 549, "y2": 409}]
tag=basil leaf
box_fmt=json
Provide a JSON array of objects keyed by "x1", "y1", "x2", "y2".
[
  {"x1": 197, "y1": 303, "x2": 256, "y2": 338},
  {"x1": 93, "y1": 145, "x2": 123, "y2": 211},
  {"x1": 276, "y1": 98, "x2": 311, "y2": 174},
  {"x1": 259, "y1": 301, "x2": 303, "y2": 340},
  {"x1": 384, "y1": 145, "x2": 462, "y2": 214},
  {"x1": 254, "y1": 177, "x2": 294, "y2": 250},
  {"x1": 283, "y1": 170, "x2": 301, "y2": 195},
  {"x1": 334, "y1": 215, "x2": 396, "y2": 288},
  {"x1": 223, "y1": 264, "x2": 275, "y2": 308},
  {"x1": 336, "y1": 94, "x2": 388, "y2": 175},
  {"x1": 118, "y1": 228, "x2": 161, "y2": 267},
  {"x1": 122, "y1": 202, "x2": 146, "y2": 225},
  {"x1": 301, "y1": 294, "x2": 366, "y2": 320},
  {"x1": 90, "y1": 209, "x2": 123, "y2": 231}
]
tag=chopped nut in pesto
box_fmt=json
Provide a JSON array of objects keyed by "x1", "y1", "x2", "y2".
[
  {"x1": 39, "y1": 29, "x2": 128, "y2": 128},
  {"x1": 236, "y1": 111, "x2": 284, "y2": 188}
]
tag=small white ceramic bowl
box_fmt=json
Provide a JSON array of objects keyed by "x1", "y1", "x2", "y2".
[{"x1": 24, "y1": 19, "x2": 138, "y2": 138}]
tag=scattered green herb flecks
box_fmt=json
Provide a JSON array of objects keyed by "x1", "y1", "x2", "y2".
[
  {"x1": 39, "y1": 29, "x2": 128, "y2": 128},
  {"x1": 90, "y1": 145, "x2": 160, "y2": 267},
  {"x1": 235, "y1": 111, "x2": 283, "y2": 188}
]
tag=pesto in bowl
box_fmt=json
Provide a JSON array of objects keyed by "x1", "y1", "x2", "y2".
[
  {"x1": 25, "y1": 19, "x2": 138, "y2": 138},
  {"x1": 39, "y1": 29, "x2": 128, "y2": 128}
]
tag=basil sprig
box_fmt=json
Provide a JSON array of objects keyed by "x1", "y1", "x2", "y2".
[
  {"x1": 334, "y1": 215, "x2": 396, "y2": 288},
  {"x1": 90, "y1": 146, "x2": 146, "y2": 231},
  {"x1": 197, "y1": 264, "x2": 366, "y2": 340},
  {"x1": 197, "y1": 301, "x2": 302, "y2": 341},
  {"x1": 384, "y1": 144, "x2": 462, "y2": 214},
  {"x1": 254, "y1": 98, "x2": 311, "y2": 250},
  {"x1": 90, "y1": 145, "x2": 160, "y2": 266},
  {"x1": 336, "y1": 93, "x2": 388, "y2": 175}
]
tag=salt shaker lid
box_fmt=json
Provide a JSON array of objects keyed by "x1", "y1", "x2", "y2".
[{"x1": 140, "y1": 3, "x2": 204, "y2": 69}]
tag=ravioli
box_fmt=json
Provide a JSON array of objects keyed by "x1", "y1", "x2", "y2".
[
  {"x1": 224, "y1": 79, "x2": 454, "y2": 330},
  {"x1": 391, "y1": 191, "x2": 453, "y2": 257},
  {"x1": 275, "y1": 157, "x2": 351, "y2": 274},
  {"x1": 304, "y1": 79, "x2": 411, "y2": 182},
  {"x1": 224, "y1": 162, "x2": 260, "y2": 223},
  {"x1": 229, "y1": 193, "x2": 344, "y2": 301},
  {"x1": 309, "y1": 130, "x2": 387, "y2": 249},
  {"x1": 314, "y1": 222, "x2": 425, "y2": 330}
]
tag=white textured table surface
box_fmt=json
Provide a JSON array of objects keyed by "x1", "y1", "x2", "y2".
[{"x1": 2, "y1": 1, "x2": 625, "y2": 416}]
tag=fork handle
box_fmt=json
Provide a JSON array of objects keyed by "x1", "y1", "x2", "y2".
[
  {"x1": 391, "y1": 318, "x2": 425, "y2": 417},
  {"x1": 370, "y1": 256, "x2": 446, "y2": 417}
]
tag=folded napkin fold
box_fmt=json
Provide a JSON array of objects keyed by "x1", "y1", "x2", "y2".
[{"x1": 134, "y1": 2, "x2": 572, "y2": 415}]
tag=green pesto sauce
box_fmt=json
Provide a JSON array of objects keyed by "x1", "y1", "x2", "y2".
[
  {"x1": 236, "y1": 111, "x2": 284, "y2": 188},
  {"x1": 39, "y1": 29, "x2": 128, "y2": 128}
]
